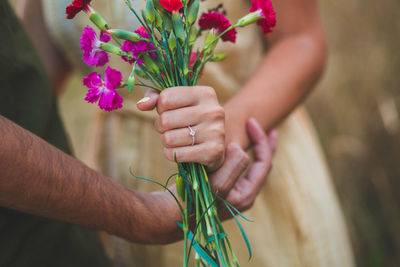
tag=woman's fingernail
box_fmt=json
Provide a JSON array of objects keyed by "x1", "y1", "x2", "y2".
[{"x1": 137, "y1": 97, "x2": 150, "y2": 104}]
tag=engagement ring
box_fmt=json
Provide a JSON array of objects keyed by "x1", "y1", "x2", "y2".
[{"x1": 188, "y1": 126, "x2": 196, "y2": 146}]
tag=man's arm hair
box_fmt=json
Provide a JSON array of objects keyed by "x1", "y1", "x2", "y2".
[
  {"x1": 0, "y1": 115, "x2": 181, "y2": 244},
  {"x1": 0, "y1": 115, "x2": 274, "y2": 244}
]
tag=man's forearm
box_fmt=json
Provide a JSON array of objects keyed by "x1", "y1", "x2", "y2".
[{"x1": 0, "y1": 115, "x2": 180, "y2": 244}]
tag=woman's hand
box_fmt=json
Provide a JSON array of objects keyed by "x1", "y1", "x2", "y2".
[
  {"x1": 137, "y1": 86, "x2": 225, "y2": 171},
  {"x1": 142, "y1": 118, "x2": 277, "y2": 244}
]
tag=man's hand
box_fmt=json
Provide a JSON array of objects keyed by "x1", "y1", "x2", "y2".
[
  {"x1": 210, "y1": 118, "x2": 277, "y2": 213},
  {"x1": 0, "y1": 115, "x2": 275, "y2": 245}
]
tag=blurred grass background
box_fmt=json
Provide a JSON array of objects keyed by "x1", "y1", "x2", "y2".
[
  {"x1": 10, "y1": 0, "x2": 400, "y2": 266},
  {"x1": 306, "y1": 0, "x2": 400, "y2": 266}
]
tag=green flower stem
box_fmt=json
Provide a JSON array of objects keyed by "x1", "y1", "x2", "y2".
[
  {"x1": 135, "y1": 82, "x2": 161, "y2": 92},
  {"x1": 183, "y1": 190, "x2": 189, "y2": 267},
  {"x1": 198, "y1": 171, "x2": 225, "y2": 266},
  {"x1": 139, "y1": 65, "x2": 165, "y2": 89},
  {"x1": 124, "y1": 0, "x2": 149, "y2": 34},
  {"x1": 148, "y1": 28, "x2": 174, "y2": 87}
]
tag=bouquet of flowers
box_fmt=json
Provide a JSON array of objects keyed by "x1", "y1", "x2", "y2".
[{"x1": 66, "y1": 0, "x2": 276, "y2": 266}]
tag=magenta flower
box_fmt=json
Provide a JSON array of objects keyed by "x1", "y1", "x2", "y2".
[
  {"x1": 83, "y1": 66, "x2": 124, "y2": 111},
  {"x1": 80, "y1": 26, "x2": 109, "y2": 67},
  {"x1": 199, "y1": 12, "x2": 237, "y2": 43},
  {"x1": 121, "y1": 26, "x2": 156, "y2": 65},
  {"x1": 249, "y1": 0, "x2": 276, "y2": 34},
  {"x1": 100, "y1": 31, "x2": 111, "y2": 42},
  {"x1": 66, "y1": 0, "x2": 91, "y2": 19},
  {"x1": 159, "y1": 0, "x2": 189, "y2": 13}
]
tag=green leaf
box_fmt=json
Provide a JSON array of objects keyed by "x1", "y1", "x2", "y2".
[
  {"x1": 206, "y1": 233, "x2": 227, "y2": 244},
  {"x1": 225, "y1": 204, "x2": 252, "y2": 260},
  {"x1": 129, "y1": 168, "x2": 184, "y2": 216},
  {"x1": 215, "y1": 194, "x2": 253, "y2": 222},
  {"x1": 176, "y1": 222, "x2": 219, "y2": 267}
]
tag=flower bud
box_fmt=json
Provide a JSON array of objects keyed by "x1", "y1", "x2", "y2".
[
  {"x1": 89, "y1": 9, "x2": 109, "y2": 31},
  {"x1": 144, "y1": 0, "x2": 156, "y2": 24},
  {"x1": 172, "y1": 11, "x2": 185, "y2": 41},
  {"x1": 204, "y1": 30, "x2": 218, "y2": 56},
  {"x1": 188, "y1": 26, "x2": 199, "y2": 47},
  {"x1": 100, "y1": 43, "x2": 124, "y2": 56},
  {"x1": 187, "y1": 0, "x2": 200, "y2": 26},
  {"x1": 160, "y1": 12, "x2": 173, "y2": 32},
  {"x1": 210, "y1": 52, "x2": 227, "y2": 62},
  {"x1": 168, "y1": 32, "x2": 177, "y2": 51},
  {"x1": 106, "y1": 29, "x2": 142, "y2": 42},
  {"x1": 236, "y1": 10, "x2": 263, "y2": 28},
  {"x1": 155, "y1": 11, "x2": 163, "y2": 29},
  {"x1": 143, "y1": 55, "x2": 160, "y2": 73},
  {"x1": 175, "y1": 175, "x2": 185, "y2": 201},
  {"x1": 128, "y1": 66, "x2": 136, "y2": 94},
  {"x1": 135, "y1": 68, "x2": 148, "y2": 79}
]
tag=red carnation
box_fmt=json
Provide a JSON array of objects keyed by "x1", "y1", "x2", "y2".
[
  {"x1": 66, "y1": 0, "x2": 92, "y2": 19},
  {"x1": 159, "y1": 0, "x2": 184, "y2": 13},
  {"x1": 249, "y1": 0, "x2": 276, "y2": 34},
  {"x1": 199, "y1": 12, "x2": 237, "y2": 43}
]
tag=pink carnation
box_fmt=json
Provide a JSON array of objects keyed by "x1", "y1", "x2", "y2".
[
  {"x1": 83, "y1": 66, "x2": 124, "y2": 111},
  {"x1": 80, "y1": 26, "x2": 109, "y2": 67},
  {"x1": 199, "y1": 11, "x2": 237, "y2": 43},
  {"x1": 159, "y1": 0, "x2": 186, "y2": 13},
  {"x1": 121, "y1": 26, "x2": 156, "y2": 65},
  {"x1": 66, "y1": 0, "x2": 91, "y2": 19},
  {"x1": 249, "y1": 0, "x2": 276, "y2": 34}
]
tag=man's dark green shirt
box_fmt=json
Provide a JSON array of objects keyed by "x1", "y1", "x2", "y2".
[{"x1": 0, "y1": 2, "x2": 110, "y2": 266}]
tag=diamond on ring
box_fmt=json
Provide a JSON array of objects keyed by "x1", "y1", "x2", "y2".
[{"x1": 188, "y1": 126, "x2": 196, "y2": 146}]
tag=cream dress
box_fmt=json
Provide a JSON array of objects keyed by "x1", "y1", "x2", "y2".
[{"x1": 43, "y1": 0, "x2": 355, "y2": 266}]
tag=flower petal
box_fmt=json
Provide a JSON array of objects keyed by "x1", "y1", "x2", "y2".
[
  {"x1": 83, "y1": 72, "x2": 102, "y2": 90},
  {"x1": 98, "y1": 88, "x2": 123, "y2": 111},
  {"x1": 159, "y1": 0, "x2": 184, "y2": 12},
  {"x1": 104, "y1": 66, "x2": 123, "y2": 90}
]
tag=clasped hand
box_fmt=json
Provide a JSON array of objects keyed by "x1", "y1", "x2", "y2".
[{"x1": 137, "y1": 86, "x2": 277, "y2": 214}]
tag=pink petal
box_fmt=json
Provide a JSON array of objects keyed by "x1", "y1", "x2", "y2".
[
  {"x1": 98, "y1": 88, "x2": 123, "y2": 111},
  {"x1": 104, "y1": 66, "x2": 123, "y2": 90},
  {"x1": 83, "y1": 72, "x2": 102, "y2": 89}
]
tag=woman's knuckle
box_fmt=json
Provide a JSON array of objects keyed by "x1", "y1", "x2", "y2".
[
  {"x1": 214, "y1": 106, "x2": 225, "y2": 119},
  {"x1": 161, "y1": 132, "x2": 173, "y2": 147},
  {"x1": 210, "y1": 143, "x2": 224, "y2": 160},
  {"x1": 201, "y1": 86, "x2": 217, "y2": 98},
  {"x1": 163, "y1": 148, "x2": 173, "y2": 161},
  {"x1": 159, "y1": 92, "x2": 170, "y2": 108},
  {"x1": 159, "y1": 113, "x2": 170, "y2": 130},
  {"x1": 214, "y1": 125, "x2": 225, "y2": 139}
]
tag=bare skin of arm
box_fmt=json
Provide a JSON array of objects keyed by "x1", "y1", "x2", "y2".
[
  {"x1": 224, "y1": 0, "x2": 327, "y2": 149},
  {"x1": 0, "y1": 115, "x2": 274, "y2": 244}
]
